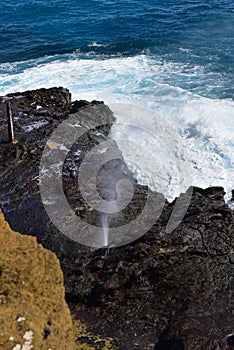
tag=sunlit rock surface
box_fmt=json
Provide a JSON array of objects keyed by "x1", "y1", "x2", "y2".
[{"x1": 0, "y1": 210, "x2": 74, "y2": 350}]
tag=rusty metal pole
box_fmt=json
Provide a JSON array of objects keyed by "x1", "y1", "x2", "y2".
[{"x1": 6, "y1": 101, "x2": 14, "y2": 143}]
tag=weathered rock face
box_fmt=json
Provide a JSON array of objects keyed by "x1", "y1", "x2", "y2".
[
  {"x1": 0, "y1": 87, "x2": 114, "y2": 244},
  {"x1": 0, "y1": 87, "x2": 233, "y2": 350},
  {"x1": 0, "y1": 210, "x2": 74, "y2": 350},
  {"x1": 65, "y1": 186, "x2": 234, "y2": 350}
]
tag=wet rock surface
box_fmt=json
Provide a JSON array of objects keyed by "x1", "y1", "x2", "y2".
[{"x1": 0, "y1": 87, "x2": 234, "y2": 350}]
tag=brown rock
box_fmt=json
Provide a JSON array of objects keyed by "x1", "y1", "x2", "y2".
[{"x1": 0, "y1": 210, "x2": 74, "y2": 350}]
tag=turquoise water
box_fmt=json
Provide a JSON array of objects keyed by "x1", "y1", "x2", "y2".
[{"x1": 0, "y1": 0, "x2": 233, "y2": 201}]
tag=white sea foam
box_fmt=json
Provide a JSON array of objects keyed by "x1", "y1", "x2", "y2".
[
  {"x1": 87, "y1": 42, "x2": 107, "y2": 47},
  {"x1": 0, "y1": 54, "x2": 233, "y2": 202}
]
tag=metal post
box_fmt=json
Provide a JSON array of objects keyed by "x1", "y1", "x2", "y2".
[{"x1": 6, "y1": 101, "x2": 14, "y2": 143}]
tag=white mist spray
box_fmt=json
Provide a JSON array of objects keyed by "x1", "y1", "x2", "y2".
[
  {"x1": 98, "y1": 157, "x2": 130, "y2": 248},
  {"x1": 101, "y1": 212, "x2": 109, "y2": 247}
]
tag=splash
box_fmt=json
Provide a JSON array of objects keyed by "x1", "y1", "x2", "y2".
[
  {"x1": 100, "y1": 213, "x2": 109, "y2": 247},
  {"x1": 1, "y1": 54, "x2": 233, "y2": 204}
]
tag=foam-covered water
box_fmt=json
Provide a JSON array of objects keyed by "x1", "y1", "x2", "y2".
[
  {"x1": 0, "y1": 54, "x2": 233, "y2": 202},
  {"x1": 0, "y1": 0, "x2": 233, "y2": 203}
]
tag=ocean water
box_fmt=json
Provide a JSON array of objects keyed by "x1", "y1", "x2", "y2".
[{"x1": 0, "y1": 0, "x2": 233, "y2": 203}]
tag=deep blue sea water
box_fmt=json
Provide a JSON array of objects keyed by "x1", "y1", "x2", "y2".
[{"x1": 0, "y1": 0, "x2": 233, "y2": 202}]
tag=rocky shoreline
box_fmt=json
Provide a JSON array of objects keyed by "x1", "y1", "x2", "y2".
[{"x1": 0, "y1": 87, "x2": 233, "y2": 350}]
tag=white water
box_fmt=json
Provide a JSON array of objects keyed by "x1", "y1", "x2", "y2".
[
  {"x1": 101, "y1": 213, "x2": 109, "y2": 247},
  {"x1": 0, "y1": 54, "x2": 233, "y2": 203}
]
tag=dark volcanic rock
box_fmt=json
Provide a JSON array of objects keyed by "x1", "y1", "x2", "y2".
[
  {"x1": 67, "y1": 186, "x2": 234, "y2": 350},
  {"x1": 0, "y1": 87, "x2": 114, "y2": 241},
  {"x1": 0, "y1": 87, "x2": 234, "y2": 350}
]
